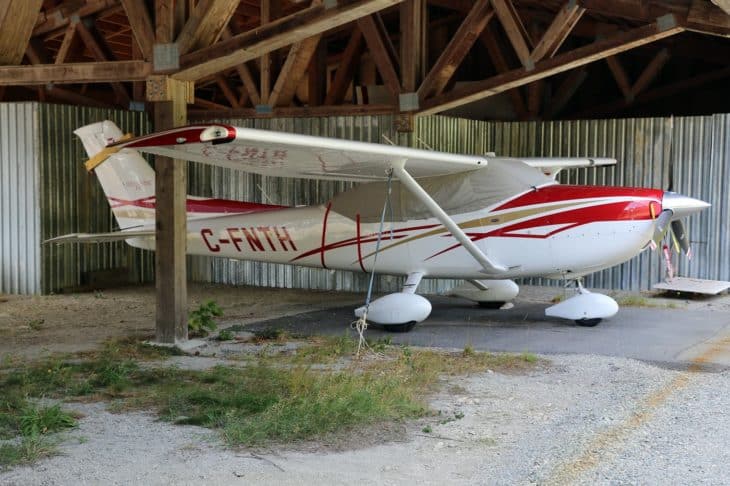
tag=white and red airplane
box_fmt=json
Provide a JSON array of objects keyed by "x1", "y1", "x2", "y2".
[{"x1": 50, "y1": 120, "x2": 709, "y2": 331}]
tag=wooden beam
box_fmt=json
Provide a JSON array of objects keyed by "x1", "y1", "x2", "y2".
[
  {"x1": 490, "y1": 0, "x2": 533, "y2": 68},
  {"x1": 357, "y1": 14, "x2": 400, "y2": 98},
  {"x1": 325, "y1": 27, "x2": 364, "y2": 105},
  {"x1": 175, "y1": 0, "x2": 405, "y2": 82},
  {"x1": 605, "y1": 55, "x2": 633, "y2": 101},
  {"x1": 530, "y1": 0, "x2": 585, "y2": 63},
  {"x1": 150, "y1": 77, "x2": 192, "y2": 344},
  {"x1": 216, "y1": 74, "x2": 241, "y2": 108},
  {"x1": 194, "y1": 96, "x2": 231, "y2": 110},
  {"x1": 259, "y1": 0, "x2": 278, "y2": 104},
  {"x1": 545, "y1": 67, "x2": 587, "y2": 117},
  {"x1": 75, "y1": 20, "x2": 130, "y2": 105},
  {"x1": 32, "y1": 0, "x2": 117, "y2": 37},
  {"x1": 400, "y1": 0, "x2": 425, "y2": 92},
  {"x1": 176, "y1": 0, "x2": 240, "y2": 55},
  {"x1": 0, "y1": 0, "x2": 43, "y2": 65},
  {"x1": 269, "y1": 35, "x2": 321, "y2": 107},
  {"x1": 55, "y1": 21, "x2": 78, "y2": 65},
  {"x1": 0, "y1": 61, "x2": 152, "y2": 85},
  {"x1": 418, "y1": 0, "x2": 493, "y2": 100},
  {"x1": 480, "y1": 25, "x2": 527, "y2": 118},
  {"x1": 155, "y1": 0, "x2": 174, "y2": 43},
  {"x1": 120, "y1": 0, "x2": 155, "y2": 61},
  {"x1": 222, "y1": 27, "x2": 261, "y2": 105},
  {"x1": 189, "y1": 103, "x2": 396, "y2": 120},
  {"x1": 630, "y1": 47, "x2": 670, "y2": 97},
  {"x1": 420, "y1": 16, "x2": 685, "y2": 115}
]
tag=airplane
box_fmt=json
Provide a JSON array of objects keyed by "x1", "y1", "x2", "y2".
[{"x1": 48, "y1": 120, "x2": 710, "y2": 332}]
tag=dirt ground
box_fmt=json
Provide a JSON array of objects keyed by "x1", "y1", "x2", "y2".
[{"x1": 0, "y1": 283, "x2": 361, "y2": 361}]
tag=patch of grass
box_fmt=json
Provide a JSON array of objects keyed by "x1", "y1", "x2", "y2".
[
  {"x1": 615, "y1": 295, "x2": 652, "y2": 307},
  {"x1": 27, "y1": 319, "x2": 44, "y2": 331},
  {"x1": 0, "y1": 435, "x2": 55, "y2": 469},
  {"x1": 216, "y1": 329, "x2": 235, "y2": 341},
  {"x1": 252, "y1": 327, "x2": 289, "y2": 342},
  {"x1": 550, "y1": 294, "x2": 565, "y2": 303},
  {"x1": 0, "y1": 335, "x2": 542, "y2": 458}
]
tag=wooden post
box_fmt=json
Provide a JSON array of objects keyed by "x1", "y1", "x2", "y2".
[{"x1": 147, "y1": 76, "x2": 194, "y2": 343}]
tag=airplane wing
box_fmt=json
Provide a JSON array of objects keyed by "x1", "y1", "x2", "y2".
[
  {"x1": 105, "y1": 124, "x2": 486, "y2": 181},
  {"x1": 516, "y1": 157, "x2": 617, "y2": 179},
  {"x1": 45, "y1": 230, "x2": 155, "y2": 244}
]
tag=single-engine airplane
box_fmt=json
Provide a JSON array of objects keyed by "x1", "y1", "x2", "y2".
[{"x1": 49, "y1": 120, "x2": 710, "y2": 331}]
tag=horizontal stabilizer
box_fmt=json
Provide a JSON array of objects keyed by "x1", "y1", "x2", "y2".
[
  {"x1": 45, "y1": 230, "x2": 155, "y2": 244},
  {"x1": 515, "y1": 157, "x2": 616, "y2": 179}
]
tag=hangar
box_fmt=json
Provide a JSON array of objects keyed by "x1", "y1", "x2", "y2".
[{"x1": 0, "y1": 0, "x2": 729, "y2": 344}]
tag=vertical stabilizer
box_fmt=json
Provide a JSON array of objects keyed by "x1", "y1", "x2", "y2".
[{"x1": 75, "y1": 121, "x2": 156, "y2": 229}]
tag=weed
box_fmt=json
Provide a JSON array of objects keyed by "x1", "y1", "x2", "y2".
[
  {"x1": 19, "y1": 404, "x2": 76, "y2": 437},
  {"x1": 550, "y1": 294, "x2": 565, "y2": 303},
  {"x1": 188, "y1": 300, "x2": 223, "y2": 337},
  {"x1": 0, "y1": 435, "x2": 54, "y2": 469},
  {"x1": 217, "y1": 329, "x2": 234, "y2": 341},
  {"x1": 520, "y1": 352, "x2": 538, "y2": 364},
  {"x1": 253, "y1": 327, "x2": 288, "y2": 342},
  {"x1": 422, "y1": 425, "x2": 432, "y2": 433},
  {"x1": 27, "y1": 319, "x2": 44, "y2": 331},
  {"x1": 463, "y1": 343, "x2": 475, "y2": 357}
]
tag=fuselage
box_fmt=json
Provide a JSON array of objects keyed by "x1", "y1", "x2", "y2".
[{"x1": 125, "y1": 184, "x2": 664, "y2": 281}]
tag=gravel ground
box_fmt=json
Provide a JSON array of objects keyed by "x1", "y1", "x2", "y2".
[{"x1": 2, "y1": 353, "x2": 728, "y2": 486}]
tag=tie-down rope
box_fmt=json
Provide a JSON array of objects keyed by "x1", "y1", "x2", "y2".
[{"x1": 351, "y1": 170, "x2": 394, "y2": 357}]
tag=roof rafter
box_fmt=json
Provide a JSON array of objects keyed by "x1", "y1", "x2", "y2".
[
  {"x1": 0, "y1": 0, "x2": 44, "y2": 65},
  {"x1": 421, "y1": 15, "x2": 685, "y2": 115},
  {"x1": 174, "y1": 0, "x2": 405, "y2": 82},
  {"x1": 176, "y1": 0, "x2": 240, "y2": 55},
  {"x1": 269, "y1": 34, "x2": 321, "y2": 107},
  {"x1": 120, "y1": 0, "x2": 155, "y2": 61},
  {"x1": 418, "y1": 0, "x2": 494, "y2": 100},
  {"x1": 357, "y1": 13, "x2": 400, "y2": 98}
]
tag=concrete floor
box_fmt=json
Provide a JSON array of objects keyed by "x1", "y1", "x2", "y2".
[{"x1": 245, "y1": 294, "x2": 730, "y2": 370}]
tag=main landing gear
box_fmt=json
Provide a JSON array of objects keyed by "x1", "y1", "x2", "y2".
[
  {"x1": 353, "y1": 272, "x2": 431, "y2": 332},
  {"x1": 545, "y1": 280, "x2": 619, "y2": 326}
]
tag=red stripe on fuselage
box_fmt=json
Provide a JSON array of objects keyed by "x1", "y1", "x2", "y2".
[
  {"x1": 494, "y1": 185, "x2": 663, "y2": 211},
  {"x1": 107, "y1": 196, "x2": 285, "y2": 214}
]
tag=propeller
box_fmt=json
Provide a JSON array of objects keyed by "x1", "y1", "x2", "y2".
[{"x1": 653, "y1": 117, "x2": 697, "y2": 259}]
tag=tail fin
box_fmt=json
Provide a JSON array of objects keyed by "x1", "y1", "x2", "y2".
[{"x1": 75, "y1": 121, "x2": 156, "y2": 229}]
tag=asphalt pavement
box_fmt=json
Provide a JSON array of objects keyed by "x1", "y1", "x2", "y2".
[{"x1": 247, "y1": 295, "x2": 730, "y2": 369}]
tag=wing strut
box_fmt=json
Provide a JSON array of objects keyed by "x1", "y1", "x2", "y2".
[{"x1": 392, "y1": 164, "x2": 508, "y2": 275}]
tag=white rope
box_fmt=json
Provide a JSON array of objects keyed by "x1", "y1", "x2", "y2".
[{"x1": 351, "y1": 171, "x2": 394, "y2": 357}]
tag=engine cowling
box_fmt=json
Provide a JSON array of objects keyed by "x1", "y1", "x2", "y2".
[{"x1": 354, "y1": 293, "x2": 432, "y2": 325}]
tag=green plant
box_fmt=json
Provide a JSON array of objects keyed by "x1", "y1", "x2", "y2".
[
  {"x1": 217, "y1": 329, "x2": 234, "y2": 341},
  {"x1": 28, "y1": 319, "x2": 44, "y2": 331},
  {"x1": 188, "y1": 300, "x2": 223, "y2": 337},
  {"x1": 19, "y1": 404, "x2": 76, "y2": 437}
]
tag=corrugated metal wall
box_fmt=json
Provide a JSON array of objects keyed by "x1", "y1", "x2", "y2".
[
  {"x1": 37, "y1": 104, "x2": 153, "y2": 294},
  {"x1": 416, "y1": 115, "x2": 729, "y2": 291},
  {"x1": 0, "y1": 103, "x2": 40, "y2": 294}
]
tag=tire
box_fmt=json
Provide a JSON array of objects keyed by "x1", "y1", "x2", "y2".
[
  {"x1": 382, "y1": 321, "x2": 418, "y2": 333},
  {"x1": 477, "y1": 301, "x2": 506, "y2": 309},
  {"x1": 575, "y1": 318, "x2": 602, "y2": 327}
]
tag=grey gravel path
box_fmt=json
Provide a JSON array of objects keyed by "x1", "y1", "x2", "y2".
[{"x1": 2, "y1": 353, "x2": 729, "y2": 486}]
